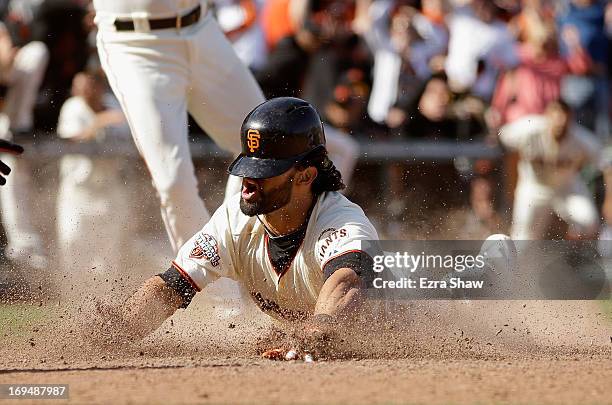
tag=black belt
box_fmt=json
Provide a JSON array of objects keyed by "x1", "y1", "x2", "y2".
[{"x1": 114, "y1": 5, "x2": 201, "y2": 31}]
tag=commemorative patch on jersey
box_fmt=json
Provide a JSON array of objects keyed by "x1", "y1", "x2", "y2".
[
  {"x1": 189, "y1": 233, "x2": 221, "y2": 267},
  {"x1": 317, "y1": 227, "x2": 348, "y2": 260}
]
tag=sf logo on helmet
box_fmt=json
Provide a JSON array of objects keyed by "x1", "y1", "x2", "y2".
[{"x1": 247, "y1": 129, "x2": 261, "y2": 153}]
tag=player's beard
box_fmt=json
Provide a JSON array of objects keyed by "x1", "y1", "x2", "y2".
[{"x1": 240, "y1": 175, "x2": 294, "y2": 216}]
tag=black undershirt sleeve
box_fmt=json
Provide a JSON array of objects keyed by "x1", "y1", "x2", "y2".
[
  {"x1": 323, "y1": 251, "x2": 375, "y2": 285},
  {"x1": 158, "y1": 266, "x2": 197, "y2": 309}
]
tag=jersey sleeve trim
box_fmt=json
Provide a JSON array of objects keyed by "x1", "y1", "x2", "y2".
[
  {"x1": 321, "y1": 249, "x2": 366, "y2": 270},
  {"x1": 171, "y1": 261, "x2": 202, "y2": 292},
  {"x1": 158, "y1": 266, "x2": 198, "y2": 309},
  {"x1": 322, "y1": 250, "x2": 375, "y2": 282}
]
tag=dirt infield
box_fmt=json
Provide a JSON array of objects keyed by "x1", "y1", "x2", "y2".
[
  {"x1": 1, "y1": 357, "x2": 611, "y2": 405},
  {"x1": 0, "y1": 295, "x2": 610, "y2": 405}
]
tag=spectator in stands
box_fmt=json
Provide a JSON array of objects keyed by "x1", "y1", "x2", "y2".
[
  {"x1": 324, "y1": 68, "x2": 370, "y2": 134},
  {"x1": 254, "y1": 0, "x2": 367, "y2": 102},
  {"x1": 252, "y1": 7, "x2": 320, "y2": 98},
  {"x1": 252, "y1": 2, "x2": 362, "y2": 187},
  {"x1": 55, "y1": 71, "x2": 131, "y2": 297},
  {"x1": 359, "y1": 0, "x2": 448, "y2": 124},
  {"x1": 557, "y1": 0, "x2": 609, "y2": 139},
  {"x1": 213, "y1": 0, "x2": 268, "y2": 70},
  {"x1": 387, "y1": 72, "x2": 486, "y2": 139},
  {"x1": 260, "y1": 0, "x2": 298, "y2": 50},
  {"x1": 30, "y1": 0, "x2": 89, "y2": 131},
  {"x1": 302, "y1": 1, "x2": 373, "y2": 114},
  {"x1": 489, "y1": 17, "x2": 592, "y2": 128},
  {"x1": 445, "y1": 0, "x2": 518, "y2": 101}
]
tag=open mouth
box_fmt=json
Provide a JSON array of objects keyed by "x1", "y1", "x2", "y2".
[{"x1": 241, "y1": 179, "x2": 260, "y2": 202}]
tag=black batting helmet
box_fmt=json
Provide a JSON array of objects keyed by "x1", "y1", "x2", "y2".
[{"x1": 227, "y1": 97, "x2": 326, "y2": 179}]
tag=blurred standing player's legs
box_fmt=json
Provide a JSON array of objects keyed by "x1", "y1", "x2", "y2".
[
  {"x1": 0, "y1": 25, "x2": 49, "y2": 270},
  {"x1": 93, "y1": 1, "x2": 264, "y2": 315},
  {"x1": 93, "y1": 2, "x2": 264, "y2": 252},
  {"x1": 56, "y1": 72, "x2": 130, "y2": 298}
]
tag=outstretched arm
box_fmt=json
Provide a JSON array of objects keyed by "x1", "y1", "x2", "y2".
[
  {"x1": 261, "y1": 267, "x2": 365, "y2": 361},
  {"x1": 91, "y1": 265, "x2": 198, "y2": 344},
  {"x1": 313, "y1": 267, "x2": 365, "y2": 319},
  {"x1": 118, "y1": 275, "x2": 184, "y2": 340}
]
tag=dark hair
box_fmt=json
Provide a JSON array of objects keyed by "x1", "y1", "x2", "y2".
[{"x1": 297, "y1": 147, "x2": 345, "y2": 194}]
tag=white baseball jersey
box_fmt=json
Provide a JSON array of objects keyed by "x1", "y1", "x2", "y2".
[
  {"x1": 172, "y1": 192, "x2": 379, "y2": 320},
  {"x1": 499, "y1": 115, "x2": 600, "y2": 190}
]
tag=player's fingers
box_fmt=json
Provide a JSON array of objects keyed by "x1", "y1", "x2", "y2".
[
  {"x1": 261, "y1": 348, "x2": 287, "y2": 360},
  {"x1": 261, "y1": 348, "x2": 315, "y2": 362},
  {"x1": 0, "y1": 159, "x2": 10, "y2": 176},
  {"x1": 0, "y1": 139, "x2": 24, "y2": 155},
  {"x1": 0, "y1": 175, "x2": 6, "y2": 185}
]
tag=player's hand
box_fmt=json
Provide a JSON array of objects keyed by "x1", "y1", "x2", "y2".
[
  {"x1": 0, "y1": 139, "x2": 24, "y2": 185},
  {"x1": 260, "y1": 348, "x2": 314, "y2": 362},
  {"x1": 260, "y1": 315, "x2": 337, "y2": 362},
  {"x1": 300, "y1": 317, "x2": 336, "y2": 359}
]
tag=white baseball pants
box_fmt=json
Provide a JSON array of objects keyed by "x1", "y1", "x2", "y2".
[
  {"x1": 511, "y1": 180, "x2": 599, "y2": 240},
  {"x1": 0, "y1": 41, "x2": 49, "y2": 263},
  {"x1": 96, "y1": 11, "x2": 264, "y2": 253},
  {"x1": 56, "y1": 164, "x2": 130, "y2": 296}
]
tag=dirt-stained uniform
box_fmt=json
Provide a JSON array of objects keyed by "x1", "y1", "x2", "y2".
[{"x1": 170, "y1": 191, "x2": 378, "y2": 320}]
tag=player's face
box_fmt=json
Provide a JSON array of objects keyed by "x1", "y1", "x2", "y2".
[{"x1": 239, "y1": 169, "x2": 296, "y2": 216}]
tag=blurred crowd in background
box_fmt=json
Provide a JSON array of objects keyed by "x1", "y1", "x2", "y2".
[
  {"x1": 0, "y1": 0, "x2": 611, "y2": 287},
  {"x1": 0, "y1": 0, "x2": 608, "y2": 142}
]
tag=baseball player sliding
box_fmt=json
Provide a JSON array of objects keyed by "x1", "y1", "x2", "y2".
[
  {"x1": 0, "y1": 138, "x2": 22, "y2": 185},
  {"x1": 93, "y1": 0, "x2": 265, "y2": 253},
  {"x1": 93, "y1": 98, "x2": 378, "y2": 360}
]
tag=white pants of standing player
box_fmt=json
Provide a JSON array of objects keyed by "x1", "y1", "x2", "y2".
[
  {"x1": 0, "y1": 41, "x2": 49, "y2": 267},
  {"x1": 56, "y1": 157, "x2": 130, "y2": 297},
  {"x1": 96, "y1": 11, "x2": 264, "y2": 253},
  {"x1": 511, "y1": 180, "x2": 599, "y2": 240}
]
